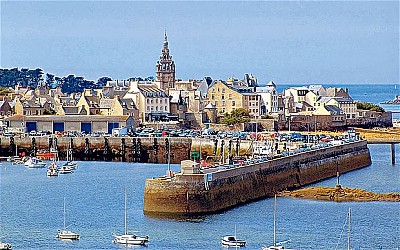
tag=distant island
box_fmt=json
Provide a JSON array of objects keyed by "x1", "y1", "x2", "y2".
[{"x1": 381, "y1": 95, "x2": 400, "y2": 104}]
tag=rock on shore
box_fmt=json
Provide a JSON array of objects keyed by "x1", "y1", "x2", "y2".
[{"x1": 279, "y1": 186, "x2": 400, "y2": 202}]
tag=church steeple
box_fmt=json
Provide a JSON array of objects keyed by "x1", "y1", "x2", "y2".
[
  {"x1": 163, "y1": 29, "x2": 168, "y2": 50},
  {"x1": 156, "y1": 30, "x2": 175, "y2": 93}
]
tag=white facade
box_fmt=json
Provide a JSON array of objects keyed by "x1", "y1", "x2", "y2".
[
  {"x1": 123, "y1": 81, "x2": 170, "y2": 122},
  {"x1": 256, "y1": 81, "x2": 278, "y2": 114}
]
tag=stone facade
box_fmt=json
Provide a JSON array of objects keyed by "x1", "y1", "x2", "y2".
[{"x1": 155, "y1": 31, "x2": 175, "y2": 93}]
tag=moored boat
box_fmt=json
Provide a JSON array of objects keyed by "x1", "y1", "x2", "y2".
[
  {"x1": 24, "y1": 157, "x2": 46, "y2": 168},
  {"x1": 58, "y1": 165, "x2": 73, "y2": 174},
  {"x1": 56, "y1": 197, "x2": 79, "y2": 240},
  {"x1": 221, "y1": 236, "x2": 246, "y2": 247},
  {"x1": 63, "y1": 161, "x2": 77, "y2": 170},
  {"x1": 262, "y1": 195, "x2": 295, "y2": 250},
  {"x1": 0, "y1": 242, "x2": 12, "y2": 250},
  {"x1": 113, "y1": 188, "x2": 149, "y2": 246},
  {"x1": 47, "y1": 162, "x2": 59, "y2": 177}
]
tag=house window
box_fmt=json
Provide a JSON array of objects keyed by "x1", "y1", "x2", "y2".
[
  {"x1": 222, "y1": 108, "x2": 225, "y2": 113},
  {"x1": 160, "y1": 99, "x2": 162, "y2": 104},
  {"x1": 156, "y1": 99, "x2": 158, "y2": 104},
  {"x1": 151, "y1": 100, "x2": 153, "y2": 104},
  {"x1": 147, "y1": 106, "x2": 149, "y2": 111},
  {"x1": 151, "y1": 107, "x2": 154, "y2": 111},
  {"x1": 156, "y1": 106, "x2": 158, "y2": 111},
  {"x1": 212, "y1": 94, "x2": 215, "y2": 100},
  {"x1": 229, "y1": 94, "x2": 232, "y2": 99},
  {"x1": 165, "y1": 106, "x2": 167, "y2": 111},
  {"x1": 222, "y1": 88, "x2": 225, "y2": 93},
  {"x1": 232, "y1": 101, "x2": 235, "y2": 106},
  {"x1": 222, "y1": 95, "x2": 224, "y2": 100},
  {"x1": 147, "y1": 99, "x2": 149, "y2": 104},
  {"x1": 222, "y1": 101, "x2": 225, "y2": 106}
]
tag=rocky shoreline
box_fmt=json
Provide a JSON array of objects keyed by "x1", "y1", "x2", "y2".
[{"x1": 279, "y1": 186, "x2": 400, "y2": 202}]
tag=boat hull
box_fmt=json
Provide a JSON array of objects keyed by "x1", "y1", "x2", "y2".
[
  {"x1": 113, "y1": 235, "x2": 149, "y2": 245},
  {"x1": 221, "y1": 240, "x2": 246, "y2": 247},
  {"x1": 56, "y1": 232, "x2": 79, "y2": 240}
]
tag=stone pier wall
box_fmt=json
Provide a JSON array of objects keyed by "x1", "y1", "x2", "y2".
[
  {"x1": 0, "y1": 136, "x2": 191, "y2": 164},
  {"x1": 143, "y1": 140, "x2": 371, "y2": 215}
]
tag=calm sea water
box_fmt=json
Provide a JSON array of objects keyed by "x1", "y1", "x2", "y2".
[
  {"x1": 277, "y1": 83, "x2": 400, "y2": 119},
  {"x1": 0, "y1": 144, "x2": 399, "y2": 250}
]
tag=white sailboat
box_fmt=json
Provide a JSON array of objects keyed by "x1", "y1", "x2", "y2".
[
  {"x1": 335, "y1": 208, "x2": 351, "y2": 250},
  {"x1": 262, "y1": 195, "x2": 294, "y2": 250},
  {"x1": 0, "y1": 241, "x2": 12, "y2": 250},
  {"x1": 56, "y1": 197, "x2": 79, "y2": 240},
  {"x1": 63, "y1": 148, "x2": 77, "y2": 170},
  {"x1": 221, "y1": 225, "x2": 246, "y2": 247},
  {"x1": 24, "y1": 157, "x2": 46, "y2": 168},
  {"x1": 113, "y1": 188, "x2": 149, "y2": 245}
]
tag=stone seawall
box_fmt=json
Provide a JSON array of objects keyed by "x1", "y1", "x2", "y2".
[
  {"x1": 143, "y1": 140, "x2": 371, "y2": 215},
  {"x1": 0, "y1": 136, "x2": 191, "y2": 164}
]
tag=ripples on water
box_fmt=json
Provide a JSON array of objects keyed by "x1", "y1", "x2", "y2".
[{"x1": 0, "y1": 144, "x2": 399, "y2": 249}]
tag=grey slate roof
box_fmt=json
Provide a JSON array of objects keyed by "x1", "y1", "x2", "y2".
[{"x1": 325, "y1": 105, "x2": 344, "y2": 115}]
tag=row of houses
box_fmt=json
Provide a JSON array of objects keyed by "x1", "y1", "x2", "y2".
[{"x1": 0, "y1": 32, "x2": 392, "y2": 133}]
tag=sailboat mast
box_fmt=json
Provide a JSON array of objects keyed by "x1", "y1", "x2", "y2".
[
  {"x1": 273, "y1": 194, "x2": 277, "y2": 247},
  {"x1": 124, "y1": 187, "x2": 128, "y2": 235},
  {"x1": 347, "y1": 208, "x2": 351, "y2": 250},
  {"x1": 63, "y1": 197, "x2": 66, "y2": 230}
]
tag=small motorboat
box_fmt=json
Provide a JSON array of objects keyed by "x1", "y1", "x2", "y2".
[
  {"x1": 63, "y1": 161, "x2": 77, "y2": 170},
  {"x1": 24, "y1": 157, "x2": 46, "y2": 168},
  {"x1": 58, "y1": 165, "x2": 73, "y2": 174},
  {"x1": 0, "y1": 241, "x2": 12, "y2": 250},
  {"x1": 47, "y1": 162, "x2": 59, "y2": 177},
  {"x1": 221, "y1": 236, "x2": 246, "y2": 247}
]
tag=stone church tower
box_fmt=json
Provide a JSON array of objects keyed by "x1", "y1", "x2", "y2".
[{"x1": 156, "y1": 31, "x2": 175, "y2": 93}]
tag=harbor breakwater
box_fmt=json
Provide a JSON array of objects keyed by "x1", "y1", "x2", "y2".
[
  {"x1": 0, "y1": 136, "x2": 192, "y2": 163},
  {"x1": 143, "y1": 140, "x2": 371, "y2": 215}
]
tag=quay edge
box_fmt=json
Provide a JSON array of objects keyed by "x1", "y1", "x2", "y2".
[{"x1": 143, "y1": 140, "x2": 371, "y2": 216}]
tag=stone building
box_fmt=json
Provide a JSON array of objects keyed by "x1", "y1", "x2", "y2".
[
  {"x1": 206, "y1": 80, "x2": 260, "y2": 121},
  {"x1": 4, "y1": 115, "x2": 135, "y2": 134},
  {"x1": 256, "y1": 81, "x2": 278, "y2": 115},
  {"x1": 123, "y1": 81, "x2": 170, "y2": 123}
]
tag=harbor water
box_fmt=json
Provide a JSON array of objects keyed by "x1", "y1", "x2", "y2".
[{"x1": 0, "y1": 144, "x2": 399, "y2": 249}]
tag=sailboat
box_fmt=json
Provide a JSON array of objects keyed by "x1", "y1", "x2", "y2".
[
  {"x1": 262, "y1": 195, "x2": 294, "y2": 250},
  {"x1": 335, "y1": 208, "x2": 351, "y2": 250},
  {"x1": 63, "y1": 148, "x2": 77, "y2": 170},
  {"x1": 113, "y1": 188, "x2": 149, "y2": 245},
  {"x1": 0, "y1": 241, "x2": 12, "y2": 250},
  {"x1": 221, "y1": 225, "x2": 246, "y2": 247},
  {"x1": 56, "y1": 197, "x2": 79, "y2": 240}
]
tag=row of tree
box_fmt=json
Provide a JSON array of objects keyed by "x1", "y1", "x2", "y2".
[{"x1": 0, "y1": 68, "x2": 154, "y2": 94}]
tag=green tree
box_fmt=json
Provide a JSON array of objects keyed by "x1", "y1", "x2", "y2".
[
  {"x1": 356, "y1": 102, "x2": 385, "y2": 112},
  {"x1": 221, "y1": 108, "x2": 250, "y2": 125},
  {"x1": 97, "y1": 76, "x2": 112, "y2": 87},
  {"x1": 261, "y1": 114, "x2": 273, "y2": 119}
]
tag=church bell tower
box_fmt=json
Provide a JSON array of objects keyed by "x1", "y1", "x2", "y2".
[{"x1": 156, "y1": 30, "x2": 175, "y2": 93}]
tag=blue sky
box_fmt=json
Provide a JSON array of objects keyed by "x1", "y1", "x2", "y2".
[{"x1": 1, "y1": 1, "x2": 399, "y2": 84}]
